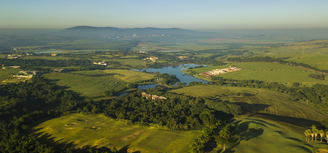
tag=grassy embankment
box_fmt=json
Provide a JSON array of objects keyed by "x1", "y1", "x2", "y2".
[
  {"x1": 184, "y1": 62, "x2": 327, "y2": 85},
  {"x1": 229, "y1": 117, "x2": 327, "y2": 153},
  {"x1": 33, "y1": 113, "x2": 199, "y2": 153},
  {"x1": 169, "y1": 85, "x2": 327, "y2": 134}
]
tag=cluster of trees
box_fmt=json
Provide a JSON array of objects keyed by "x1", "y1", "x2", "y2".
[
  {"x1": 309, "y1": 73, "x2": 325, "y2": 80},
  {"x1": 304, "y1": 125, "x2": 328, "y2": 143},
  {"x1": 153, "y1": 72, "x2": 179, "y2": 85},
  {"x1": 76, "y1": 88, "x2": 240, "y2": 131},
  {"x1": 0, "y1": 78, "x2": 79, "y2": 152},
  {"x1": 227, "y1": 56, "x2": 328, "y2": 74},
  {"x1": 190, "y1": 122, "x2": 235, "y2": 152},
  {"x1": 0, "y1": 78, "x2": 122, "y2": 152}
]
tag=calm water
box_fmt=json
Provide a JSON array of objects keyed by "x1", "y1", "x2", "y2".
[
  {"x1": 140, "y1": 64, "x2": 208, "y2": 86},
  {"x1": 34, "y1": 50, "x2": 63, "y2": 54},
  {"x1": 117, "y1": 64, "x2": 207, "y2": 97}
]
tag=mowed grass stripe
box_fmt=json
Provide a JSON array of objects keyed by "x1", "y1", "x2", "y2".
[{"x1": 33, "y1": 114, "x2": 200, "y2": 152}]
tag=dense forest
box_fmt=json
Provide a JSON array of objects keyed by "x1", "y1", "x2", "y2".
[{"x1": 78, "y1": 86, "x2": 239, "y2": 131}]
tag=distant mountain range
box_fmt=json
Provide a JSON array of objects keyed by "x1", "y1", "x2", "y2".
[{"x1": 56, "y1": 26, "x2": 205, "y2": 38}]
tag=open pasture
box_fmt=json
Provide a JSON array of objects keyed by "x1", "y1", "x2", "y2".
[
  {"x1": 71, "y1": 69, "x2": 154, "y2": 83},
  {"x1": 261, "y1": 54, "x2": 328, "y2": 70},
  {"x1": 170, "y1": 85, "x2": 327, "y2": 133},
  {"x1": 189, "y1": 62, "x2": 325, "y2": 84},
  {"x1": 33, "y1": 113, "x2": 199, "y2": 153},
  {"x1": 43, "y1": 73, "x2": 125, "y2": 98}
]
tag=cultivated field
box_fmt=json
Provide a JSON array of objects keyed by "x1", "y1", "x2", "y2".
[
  {"x1": 70, "y1": 69, "x2": 154, "y2": 83},
  {"x1": 230, "y1": 117, "x2": 326, "y2": 153},
  {"x1": 43, "y1": 73, "x2": 126, "y2": 98},
  {"x1": 170, "y1": 85, "x2": 327, "y2": 133},
  {"x1": 33, "y1": 113, "x2": 200, "y2": 153}
]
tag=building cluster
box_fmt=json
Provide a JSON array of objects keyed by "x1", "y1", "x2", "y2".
[
  {"x1": 144, "y1": 56, "x2": 158, "y2": 62},
  {"x1": 53, "y1": 69, "x2": 68, "y2": 72},
  {"x1": 177, "y1": 56, "x2": 188, "y2": 59},
  {"x1": 51, "y1": 53, "x2": 57, "y2": 56},
  {"x1": 13, "y1": 70, "x2": 38, "y2": 79},
  {"x1": 139, "y1": 51, "x2": 147, "y2": 53},
  {"x1": 199, "y1": 66, "x2": 241, "y2": 77},
  {"x1": 141, "y1": 92, "x2": 167, "y2": 100},
  {"x1": 6, "y1": 55, "x2": 23, "y2": 59},
  {"x1": 2, "y1": 66, "x2": 20, "y2": 69},
  {"x1": 93, "y1": 61, "x2": 108, "y2": 66}
]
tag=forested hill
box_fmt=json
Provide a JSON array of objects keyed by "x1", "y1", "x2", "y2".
[{"x1": 56, "y1": 26, "x2": 205, "y2": 38}]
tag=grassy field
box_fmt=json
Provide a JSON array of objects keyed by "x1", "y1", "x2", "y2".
[
  {"x1": 21, "y1": 56, "x2": 85, "y2": 60},
  {"x1": 33, "y1": 113, "x2": 200, "y2": 152},
  {"x1": 229, "y1": 117, "x2": 327, "y2": 153},
  {"x1": 43, "y1": 73, "x2": 126, "y2": 98},
  {"x1": 71, "y1": 69, "x2": 154, "y2": 83},
  {"x1": 260, "y1": 54, "x2": 328, "y2": 70},
  {"x1": 0, "y1": 68, "x2": 21, "y2": 82},
  {"x1": 170, "y1": 85, "x2": 327, "y2": 133},
  {"x1": 187, "y1": 62, "x2": 325, "y2": 85}
]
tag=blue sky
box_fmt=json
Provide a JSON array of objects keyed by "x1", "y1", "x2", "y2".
[{"x1": 1, "y1": 0, "x2": 328, "y2": 29}]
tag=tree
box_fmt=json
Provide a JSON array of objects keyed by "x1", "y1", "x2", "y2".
[
  {"x1": 176, "y1": 82, "x2": 183, "y2": 87},
  {"x1": 319, "y1": 129, "x2": 325, "y2": 142},
  {"x1": 304, "y1": 129, "x2": 312, "y2": 143},
  {"x1": 312, "y1": 128, "x2": 319, "y2": 141},
  {"x1": 326, "y1": 131, "x2": 328, "y2": 144},
  {"x1": 216, "y1": 124, "x2": 234, "y2": 152},
  {"x1": 103, "y1": 89, "x2": 115, "y2": 97}
]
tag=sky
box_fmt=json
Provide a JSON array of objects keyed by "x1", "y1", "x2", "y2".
[{"x1": 1, "y1": 0, "x2": 328, "y2": 30}]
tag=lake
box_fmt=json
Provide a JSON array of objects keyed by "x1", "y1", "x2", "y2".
[
  {"x1": 117, "y1": 64, "x2": 208, "y2": 98},
  {"x1": 34, "y1": 50, "x2": 63, "y2": 54},
  {"x1": 140, "y1": 64, "x2": 208, "y2": 86}
]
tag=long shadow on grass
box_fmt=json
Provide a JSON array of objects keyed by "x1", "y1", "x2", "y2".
[
  {"x1": 226, "y1": 121, "x2": 264, "y2": 153},
  {"x1": 249, "y1": 113, "x2": 323, "y2": 131},
  {"x1": 44, "y1": 78, "x2": 85, "y2": 101},
  {"x1": 34, "y1": 129, "x2": 137, "y2": 153},
  {"x1": 232, "y1": 102, "x2": 271, "y2": 114}
]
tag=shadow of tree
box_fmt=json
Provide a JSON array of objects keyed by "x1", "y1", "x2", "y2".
[
  {"x1": 34, "y1": 129, "x2": 141, "y2": 153},
  {"x1": 232, "y1": 102, "x2": 271, "y2": 114}
]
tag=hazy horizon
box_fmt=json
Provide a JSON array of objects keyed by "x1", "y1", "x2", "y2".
[{"x1": 1, "y1": 0, "x2": 328, "y2": 30}]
